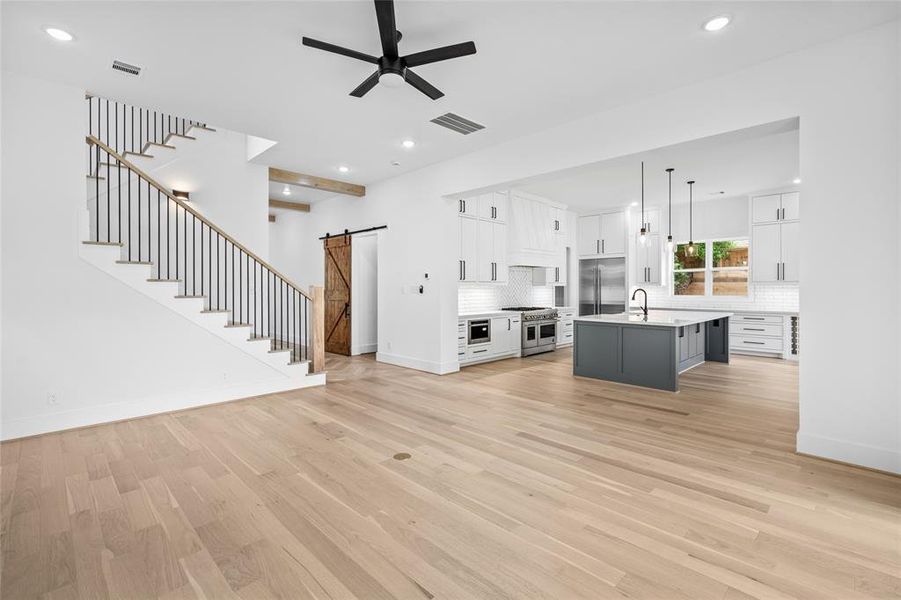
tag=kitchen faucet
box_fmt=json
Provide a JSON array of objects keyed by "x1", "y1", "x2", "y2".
[{"x1": 631, "y1": 288, "x2": 648, "y2": 318}]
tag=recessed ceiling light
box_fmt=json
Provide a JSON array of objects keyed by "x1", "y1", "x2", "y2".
[
  {"x1": 282, "y1": 185, "x2": 291, "y2": 196},
  {"x1": 793, "y1": 177, "x2": 802, "y2": 184},
  {"x1": 703, "y1": 16, "x2": 730, "y2": 32},
  {"x1": 391, "y1": 161, "x2": 401, "y2": 167},
  {"x1": 402, "y1": 139, "x2": 415, "y2": 149},
  {"x1": 630, "y1": 201, "x2": 639, "y2": 207},
  {"x1": 45, "y1": 27, "x2": 74, "y2": 41},
  {"x1": 338, "y1": 165, "x2": 349, "y2": 173}
]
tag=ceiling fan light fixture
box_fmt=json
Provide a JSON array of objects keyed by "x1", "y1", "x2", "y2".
[{"x1": 379, "y1": 71, "x2": 406, "y2": 88}]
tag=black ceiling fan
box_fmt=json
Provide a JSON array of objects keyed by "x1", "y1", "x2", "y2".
[{"x1": 302, "y1": 0, "x2": 476, "y2": 100}]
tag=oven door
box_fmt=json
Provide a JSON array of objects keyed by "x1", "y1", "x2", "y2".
[
  {"x1": 538, "y1": 320, "x2": 557, "y2": 346},
  {"x1": 468, "y1": 319, "x2": 490, "y2": 345},
  {"x1": 522, "y1": 322, "x2": 538, "y2": 349}
]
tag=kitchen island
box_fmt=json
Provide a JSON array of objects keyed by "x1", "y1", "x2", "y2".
[{"x1": 573, "y1": 311, "x2": 732, "y2": 391}]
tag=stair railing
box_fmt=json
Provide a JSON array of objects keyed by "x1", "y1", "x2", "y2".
[{"x1": 85, "y1": 134, "x2": 324, "y2": 372}]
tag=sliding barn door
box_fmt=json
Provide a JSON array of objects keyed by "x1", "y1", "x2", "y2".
[{"x1": 324, "y1": 235, "x2": 351, "y2": 355}]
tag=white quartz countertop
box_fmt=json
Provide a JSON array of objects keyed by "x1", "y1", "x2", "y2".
[
  {"x1": 459, "y1": 310, "x2": 520, "y2": 320},
  {"x1": 574, "y1": 310, "x2": 733, "y2": 328}
]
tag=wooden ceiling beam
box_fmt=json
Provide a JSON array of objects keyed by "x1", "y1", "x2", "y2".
[
  {"x1": 269, "y1": 198, "x2": 311, "y2": 212},
  {"x1": 269, "y1": 167, "x2": 365, "y2": 197}
]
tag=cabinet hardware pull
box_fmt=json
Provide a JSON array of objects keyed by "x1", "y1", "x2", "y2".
[
  {"x1": 463, "y1": 260, "x2": 466, "y2": 280},
  {"x1": 462, "y1": 199, "x2": 466, "y2": 213},
  {"x1": 777, "y1": 207, "x2": 780, "y2": 220},
  {"x1": 602, "y1": 239, "x2": 605, "y2": 253},
  {"x1": 596, "y1": 239, "x2": 600, "y2": 254},
  {"x1": 743, "y1": 340, "x2": 765, "y2": 345}
]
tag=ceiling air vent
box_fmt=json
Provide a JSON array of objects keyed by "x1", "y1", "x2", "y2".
[
  {"x1": 111, "y1": 60, "x2": 142, "y2": 77},
  {"x1": 430, "y1": 112, "x2": 485, "y2": 135}
]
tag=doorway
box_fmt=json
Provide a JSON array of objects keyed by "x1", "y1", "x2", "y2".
[{"x1": 351, "y1": 232, "x2": 378, "y2": 355}]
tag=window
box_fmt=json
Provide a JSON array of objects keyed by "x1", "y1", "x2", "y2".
[{"x1": 673, "y1": 239, "x2": 749, "y2": 297}]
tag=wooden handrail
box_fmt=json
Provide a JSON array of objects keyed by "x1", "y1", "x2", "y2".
[{"x1": 86, "y1": 135, "x2": 311, "y2": 301}]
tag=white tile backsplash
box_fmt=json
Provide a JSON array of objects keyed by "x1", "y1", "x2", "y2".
[
  {"x1": 459, "y1": 267, "x2": 557, "y2": 313},
  {"x1": 641, "y1": 283, "x2": 799, "y2": 313}
]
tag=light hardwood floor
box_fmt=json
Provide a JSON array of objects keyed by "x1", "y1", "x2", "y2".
[{"x1": 2, "y1": 350, "x2": 899, "y2": 599}]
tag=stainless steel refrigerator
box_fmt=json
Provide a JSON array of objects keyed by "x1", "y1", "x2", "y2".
[{"x1": 579, "y1": 258, "x2": 626, "y2": 316}]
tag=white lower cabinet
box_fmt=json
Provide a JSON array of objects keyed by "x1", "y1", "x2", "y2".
[
  {"x1": 557, "y1": 307, "x2": 575, "y2": 348},
  {"x1": 459, "y1": 314, "x2": 521, "y2": 366},
  {"x1": 729, "y1": 313, "x2": 787, "y2": 358}
]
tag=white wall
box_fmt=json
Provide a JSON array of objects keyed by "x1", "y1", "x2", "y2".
[
  {"x1": 0, "y1": 72, "x2": 298, "y2": 439},
  {"x1": 287, "y1": 22, "x2": 900, "y2": 472},
  {"x1": 351, "y1": 232, "x2": 378, "y2": 355}
]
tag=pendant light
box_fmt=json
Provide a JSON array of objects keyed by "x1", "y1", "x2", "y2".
[
  {"x1": 686, "y1": 180, "x2": 696, "y2": 256},
  {"x1": 638, "y1": 161, "x2": 647, "y2": 245},
  {"x1": 665, "y1": 167, "x2": 674, "y2": 252}
]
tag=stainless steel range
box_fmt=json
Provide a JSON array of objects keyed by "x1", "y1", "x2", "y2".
[{"x1": 502, "y1": 307, "x2": 558, "y2": 356}]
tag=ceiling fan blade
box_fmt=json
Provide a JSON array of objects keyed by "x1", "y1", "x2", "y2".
[
  {"x1": 350, "y1": 71, "x2": 381, "y2": 97},
  {"x1": 404, "y1": 69, "x2": 444, "y2": 100},
  {"x1": 403, "y1": 41, "x2": 477, "y2": 68},
  {"x1": 374, "y1": 0, "x2": 399, "y2": 59},
  {"x1": 302, "y1": 37, "x2": 379, "y2": 64}
]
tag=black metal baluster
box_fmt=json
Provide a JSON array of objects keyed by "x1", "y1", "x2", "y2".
[
  {"x1": 208, "y1": 226, "x2": 212, "y2": 309},
  {"x1": 147, "y1": 181, "x2": 151, "y2": 262},
  {"x1": 118, "y1": 156, "x2": 122, "y2": 243},
  {"x1": 231, "y1": 245, "x2": 235, "y2": 321},
  {"x1": 115, "y1": 102, "x2": 118, "y2": 153},
  {"x1": 106, "y1": 151, "x2": 110, "y2": 242},
  {"x1": 157, "y1": 189, "x2": 161, "y2": 278},
  {"x1": 95, "y1": 145, "x2": 99, "y2": 241},
  {"x1": 105, "y1": 99, "x2": 109, "y2": 148},
  {"x1": 131, "y1": 106, "x2": 134, "y2": 153},
  {"x1": 175, "y1": 204, "x2": 179, "y2": 281},
  {"x1": 192, "y1": 214, "x2": 197, "y2": 295},
  {"x1": 137, "y1": 171, "x2": 142, "y2": 260},
  {"x1": 216, "y1": 232, "x2": 220, "y2": 311},
  {"x1": 253, "y1": 260, "x2": 257, "y2": 338},
  {"x1": 200, "y1": 222, "x2": 204, "y2": 298}
]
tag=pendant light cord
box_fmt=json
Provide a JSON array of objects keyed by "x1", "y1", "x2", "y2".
[
  {"x1": 640, "y1": 161, "x2": 645, "y2": 227},
  {"x1": 666, "y1": 168, "x2": 673, "y2": 238}
]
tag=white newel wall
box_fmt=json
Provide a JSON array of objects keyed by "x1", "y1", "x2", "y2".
[{"x1": 0, "y1": 72, "x2": 300, "y2": 440}]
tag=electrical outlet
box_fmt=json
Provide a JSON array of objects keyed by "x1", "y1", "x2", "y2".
[{"x1": 47, "y1": 393, "x2": 58, "y2": 406}]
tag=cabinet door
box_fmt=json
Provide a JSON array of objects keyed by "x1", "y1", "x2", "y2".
[
  {"x1": 508, "y1": 318, "x2": 521, "y2": 352},
  {"x1": 492, "y1": 222, "x2": 508, "y2": 284},
  {"x1": 645, "y1": 234, "x2": 661, "y2": 285},
  {"x1": 635, "y1": 234, "x2": 649, "y2": 283},
  {"x1": 578, "y1": 215, "x2": 601, "y2": 256},
  {"x1": 600, "y1": 211, "x2": 625, "y2": 255},
  {"x1": 751, "y1": 223, "x2": 781, "y2": 283},
  {"x1": 490, "y1": 317, "x2": 508, "y2": 354},
  {"x1": 639, "y1": 208, "x2": 661, "y2": 234},
  {"x1": 458, "y1": 197, "x2": 478, "y2": 217},
  {"x1": 477, "y1": 194, "x2": 494, "y2": 220},
  {"x1": 752, "y1": 194, "x2": 782, "y2": 224},
  {"x1": 492, "y1": 192, "x2": 508, "y2": 222},
  {"x1": 694, "y1": 323, "x2": 706, "y2": 358},
  {"x1": 781, "y1": 192, "x2": 800, "y2": 221},
  {"x1": 477, "y1": 219, "x2": 494, "y2": 282},
  {"x1": 780, "y1": 221, "x2": 800, "y2": 282},
  {"x1": 460, "y1": 217, "x2": 478, "y2": 282}
]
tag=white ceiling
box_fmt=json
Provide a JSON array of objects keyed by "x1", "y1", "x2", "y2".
[
  {"x1": 3, "y1": 2, "x2": 897, "y2": 185},
  {"x1": 517, "y1": 118, "x2": 800, "y2": 213}
]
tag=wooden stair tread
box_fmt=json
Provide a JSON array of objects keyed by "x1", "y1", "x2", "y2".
[
  {"x1": 268, "y1": 348, "x2": 292, "y2": 354},
  {"x1": 247, "y1": 337, "x2": 271, "y2": 342},
  {"x1": 175, "y1": 295, "x2": 206, "y2": 299},
  {"x1": 143, "y1": 142, "x2": 176, "y2": 150},
  {"x1": 225, "y1": 323, "x2": 252, "y2": 329},
  {"x1": 147, "y1": 278, "x2": 183, "y2": 283},
  {"x1": 165, "y1": 133, "x2": 196, "y2": 141},
  {"x1": 86, "y1": 175, "x2": 105, "y2": 180},
  {"x1": 83, "y1": 241, "x2": 124, "y2": 247},
  {"x1": 190, "y1": 125, "x2": 216, "y2": 132},
  {"x1": 288, "y1": 360, "x2": 310, "y2": 366},
  {"x1": 122, "y1": 151, "x2": 154, "y2": 159},
  {"x1": 115, "y1": 260, "x2": 152, "y2": 265},
  {"x1": 201, "y1": 309, "x2": 229, "y2": 314}
]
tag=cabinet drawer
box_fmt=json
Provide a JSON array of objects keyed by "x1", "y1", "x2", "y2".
[
  {"x1": 466, "y1": 345, "x2": 493, "y2": 360},
  {"x1": 730, "y1": 335, "x2": 783, "y2": 352},
  {"x1": 732, "y1": 314, "x2": 783, "y2": 325},
  {"x1": 732, "y1": 323, "x2": 783, "y2": 337}
]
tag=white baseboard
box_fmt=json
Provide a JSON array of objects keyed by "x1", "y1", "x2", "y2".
[
  {"x1": 797, "y1": 431, "x2": 900, "y2": 475},
  {"x1": 376, "y1": 352, "x2": 458, "y2": 375},
  {"x1": 351, "y1": 342, "x2": 378, "y2": 356},
  {"x1": 1, "y1": 373, "x2": 325, "y2": 441}
]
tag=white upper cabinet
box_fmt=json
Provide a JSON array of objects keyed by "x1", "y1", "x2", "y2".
[
  {"x1": 780, "y1": 221, "x2": 800, "y2": 282},
  {"x1": 600, "y1": 211, "x2": 626, "y2": 255},
  {"x1": 577, "y1": 215, "x2": 601, "y2": 256},
  {"x1": 476, "y1": 220, "x2": 507, "y2": 283},
  {"x1": 578, "y1": 211, "x2": 626, "y2": 256},
  {"x1": 635, "y1": 234, "x2": 662, "y2": 285},
  {"x1": 751, "y1": 223, "x2": 785, "y2": 283},
  {"x1": 780, "y1": 192, "x2": 800, "y2": 221},
  {"x1": 457, "y1": 197, "x2": 477, "y2": 217},
  {"x1": 552, "y1": 207, "x2": 567, "y2": 236},
  {"x1": 636, "y1": 208, "x2": 662, "y2": 235},
  {"x1": 459, "y1": 216, "x2": 478, "y2": 282},
  {"x1": 752, "y1": 192, "x2": 800, "y2": 224},
  {"x1": 478, "y1": 192, "x2": 507, "y2": 222},
  {"x1": 508, "y1": 193, "x2": 556, "y2": 255}
]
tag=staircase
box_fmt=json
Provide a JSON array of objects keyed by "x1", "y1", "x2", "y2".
[{"x1": 81, "y1": 95, "x2": 325, "y2": 388}]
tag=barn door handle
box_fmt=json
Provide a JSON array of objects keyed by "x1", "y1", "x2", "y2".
[{"x1": 344, "y1": 303, "x2": 350, "y2": 318}]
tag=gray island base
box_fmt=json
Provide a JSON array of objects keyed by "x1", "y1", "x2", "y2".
[{"x1": 573, "y1": 311, "x2": 732, "y2": 391}]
